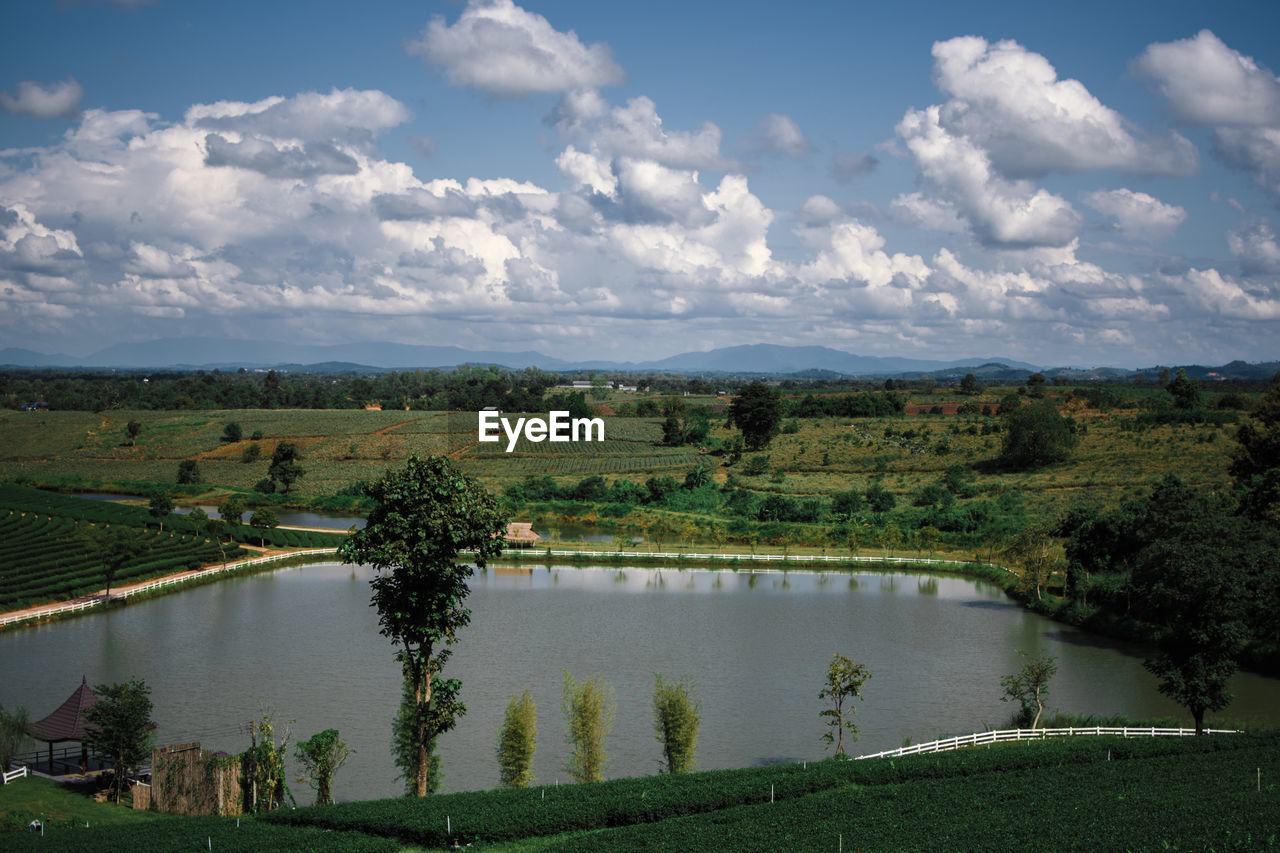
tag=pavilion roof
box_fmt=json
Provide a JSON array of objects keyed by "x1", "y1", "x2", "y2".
[
  {"x1": 30, "y1": 675, "x2": 98, "y2": 743},
  {"x1": 505, "y1": 522, "x2": 540, "y2": 543}
]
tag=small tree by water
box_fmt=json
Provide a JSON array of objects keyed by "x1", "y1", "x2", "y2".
[
  {"x1": 819, "y1": 654, "x2": 871, "y2": 757},
  {"x1": 496, "y1": 690, "x2": 537, "y2": 788},
  {"x1": 653, "y1": 674, "x2": 700, "y2": 773},
  {"x1": 562, "y1": 670, "x2": 615, "y2": 783},
  {"x1": 1001, "y1": 651, "x2": 1057, "y2": 729},
  {"x1": 295, "y1": 728, "x2": 352, "y2": 806}
]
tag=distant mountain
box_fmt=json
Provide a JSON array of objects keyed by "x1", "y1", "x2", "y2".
[
  {"x1": 1, "y1": 337, "x2": 1270, "y2": 379},
  {"x1": 0, "y1": 347, "x2": 81, "y2": 367}
]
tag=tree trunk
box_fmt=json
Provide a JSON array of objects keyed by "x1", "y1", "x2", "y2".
[
  {"x1": 1192, "y1": 705, "x2": 1205, "y2": 736},
  {"x1": 408, "y1": 658, "x2": 432, "y2": 797}
]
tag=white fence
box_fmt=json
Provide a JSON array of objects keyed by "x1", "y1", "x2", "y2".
[
  {"x1": 0, "y1": 549, "x2": 336, "y2": 629},
  {"x1": 856, "y1": 726, "x2": 1239, "y2": 760},
  {"x1": 3, "y1": 766, "x2": 28, "y2": 784}
]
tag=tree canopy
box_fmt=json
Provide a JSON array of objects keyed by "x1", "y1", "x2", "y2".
[
  {"x1": 338, "y1": 455, "x2": 507, "y2": 796},
  {"x1": 84, "y1": 678, "x2": 155, "y2": 803},
  {"x1": 998, "y1": 400, "x2": 1077, "y2": 468},
  {"x1": 728, "y1": 382, "x2": 783, "y2": 451}
]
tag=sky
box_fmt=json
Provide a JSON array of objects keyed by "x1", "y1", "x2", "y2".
[{"x1": 2, "y1": 0, "x2": 1279, "y2": 368}]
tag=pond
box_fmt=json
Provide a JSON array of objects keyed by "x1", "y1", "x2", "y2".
[{"x1": 2, "y1": 562, "x2": 1275, "y2": 803}]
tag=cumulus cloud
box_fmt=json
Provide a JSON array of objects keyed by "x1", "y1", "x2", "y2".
[
  {"x1": 748, "y1": 113, "x2": 813, "y2": 157},
  {"x1": 1083, "y1": 188, "x2": 1186, "y2": 240},
  {"x1": 407, "y1": 0, "x2": 624, "y2": 97},
  {"x1": 931, "y1": 36, "x2": 1195, "y2": 177},
  {"x1": 0, "y1": 78, "x2": 84, "y2": 119},
  {"x1": 895, "y1": 106, "x2": 1081, "y2": 247},
  {"x1": 189, "y1": 89, "x2": 409, "y2": 145},
  {"x1": 204, "y1": 134, "x2": 360, "y2": 179},
  {"x1": 551, "y1": 93, "x2": 735, "y2": 171},
  {"x1": 1134, "y1": 30, "x2": 1280, "y2": 127},
  {"x1": 1137, "y1": 31, "x2": 1280, "y2": 200},
  {"x1": 1228, "y1": 216, "x2": 1280, "y2": 276}
]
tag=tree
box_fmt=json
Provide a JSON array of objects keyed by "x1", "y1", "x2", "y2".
[
  {"x1": 176, "y1": 459, "x2": 201, "y2": 484},
  {"x1": 81, "y1": 526, "x2": 139, "y2": 603},
  {"x1": 652, "y1": 674, "x2": 700, "y2": 774},
  {"x1": 83, "y1": 678, "x2": 155, "y2": 803},
  {"x1": 0, "y1": 704, "x2": 32, "y2": 771},
  {"x1": 728, "y1": 382, "x2": 783, "y2": 451},
  {"x1": 222, "y1": 421, "x2": 244, "y2": 443},
  {"x1": 295, "y1": 729, "x2": 352, "y2": 806},
  {"x1": 1231, "y1": 374, "x2": 1280, "y2": 520},
  {"x1": 124, "y1": 420, "x2": 142, "y2": 447},
  {"x1": 338, "y1": 455, "x2": 507, "y2": 797},
  {"x1": 269, "y1": 441, "x2": 304, "y2": 494},
  {"x1": 392, "y1": 675, "x2": 465, "y2": 795},
  {"x1": 1132, "y1": 534, "x2": 1250, "y2": 734},
  {"x1": 562, "y1": 670, "x2": 615, "y2": 783},
  {"x1": 1000, "y1": 651, "x2": 1057, "y2": 729},
  {"x1": 959, "y1": 373, "x2": 980, "y2": 395},
  {"x1": 1165, "y1": 368, "x2": 1202, "y2": 410},
  {"x1": 496, "y1": 690, "x2": 537, "y2": 788},
  {"x1": 148, "y1": 492, "x2": 174, "y2": 532},
  {"x1": 819, "y1": 654, "x2": 870, "y2": 756},
  {"x1": 249, "y1": 507, "x2": 279, "y2": 547},
  {"x1": 998, "y1": 400, "x2": 1077, "y2": 468},
  {"x1": 243, "y1": 714, "x2": 292, "y2": 812},
  {"x1": 219, "y1": 496, "x2": 246, "y2": 528}
]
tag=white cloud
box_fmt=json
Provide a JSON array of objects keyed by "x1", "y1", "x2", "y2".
[
  {"x1": 895, "y1": 106, "x2": 1081, "y2": 247},
  {"x1": 1083, "y1": 188, "x2": 1186, "y2": 240},
  {"x1": 1172, "y1": 267, "x2": 1280, "y2": 319},
  {"x1": 0, "y1": 78, "x2": 83, "y2": 119},
  {"x1": 931, "y1": 36, "x2": 1195, "y2": 177},
  {"x1": 748, "y1": 113, "x2": 813, "y2": 157},
  {"x1": 1134, "y1": 30, "x2": 1280, "y2": 126},
  {"x1": 1228, "y1": 216, "x2": 1280, "y2": 276},
  {"x1": 552, "y1": 94, "x2": 734, "y2": 171},
  {"x1": 407, "y1": 0, "x2": 624, "y2": 97},
  {"x1": 1214, "y1": 127, "x2": 1280, "y2": 197}
]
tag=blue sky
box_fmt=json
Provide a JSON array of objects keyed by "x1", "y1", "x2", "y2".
[{"x1": 2, "y1": 0, "x2": 1279, "y2": 367}]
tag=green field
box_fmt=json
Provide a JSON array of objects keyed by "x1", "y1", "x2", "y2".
[{"x1": 3, "y1": 733, "x2": 1275, "y2": 851}]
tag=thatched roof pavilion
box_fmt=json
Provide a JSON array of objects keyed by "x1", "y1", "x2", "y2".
[{"x1": 504, "y1": 522, "x2": 540, "y2": 547}]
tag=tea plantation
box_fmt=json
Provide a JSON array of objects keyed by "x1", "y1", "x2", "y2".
[{"x1": 4, "y1": 733, "x2": 1275, "y2": 852}]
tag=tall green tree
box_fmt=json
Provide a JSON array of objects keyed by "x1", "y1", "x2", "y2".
[
  {"x1": 728, "y1": 382, "x2": 783, "y2": 451},
  {"x1": 338, "y1": 455, "x2": 507, "y2": 797},
  {"x1": 1231, "y1": 373, "x2": 1280, "y2": 521},
  {"x1": 294, "y1": 729, "x2": 352, "y2": 806},
  {"x1": 998, "y1": 400, "x2": 1077, "y2": 468},
  {"x1": 148, "y1": 492, "x2": 174, "y2": 532},
  {"x1": 83, "y1": 678, "x2": 155, "y2": 803},
  {"x1": 1165, "y1": 368, "x2": 1202, "y2": 410},
  {"x1": 243, "y1": 714, "x2": 292, "y2": 812},
  {"x1": 652, "y1": 674, "x2": 700, "y2": 774},
  {"x1": 249, "y1": 507, "x2": 279, "y2": 547},
  {"x1": 1000, "y1": 651, "x2": 1057, "y2": 729},
  {"x1": 176, "y1": 459, "x2": 201, "y2": 484},
  {"x1": 562, "y1": 670, "x2": 615, "y2": 783},
  {"x1": 819, "y1": 654, "x2": 870, "y2": 757},
  {"x1": 219, "y1": 495, "x2": 246, "y2": 528},
  {"x1": 268, "y1": 441, "x2": 304, "y2": 494},
  {"x1": 124, "y1": 420, "x2": 142, "y2": 447},
  {"x1": 496, "y1": 690, "x2": 537, "y2": 789}
]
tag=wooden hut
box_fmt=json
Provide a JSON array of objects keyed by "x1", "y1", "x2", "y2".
[
  {"x1": 29, "y1": 675, "x2": 97, "y2": 774},
  {"x1": 504, "y1": 522, "x2": 540, "y2": 547}
]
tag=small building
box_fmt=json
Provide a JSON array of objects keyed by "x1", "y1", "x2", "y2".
[{"x1": 504, "y1": 522, "x2": 540, "y2": 547}]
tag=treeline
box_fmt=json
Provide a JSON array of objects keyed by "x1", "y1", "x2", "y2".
[{"x1": 0, "y1": 366, "x2": 559, "y2": 412}]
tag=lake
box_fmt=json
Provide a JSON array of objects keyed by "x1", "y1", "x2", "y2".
[{"x1": 2, "y1": 562, "x2": 1276, "y2": 803}]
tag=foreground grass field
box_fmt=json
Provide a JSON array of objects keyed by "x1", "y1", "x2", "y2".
[{"x1": 4, "y1": 733, "x2": 1275, "y2": 851}]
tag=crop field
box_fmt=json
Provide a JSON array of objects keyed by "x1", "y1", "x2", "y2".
[
  {"x1": 7, "y1": 732, "x2": 1267, "y2": 852},
  {"x1": 0, "y1": 510, "x2": 243, "y2": 611},
  {"x1": 0, "y1": 394, "x2": 1244, "y2": 530}
]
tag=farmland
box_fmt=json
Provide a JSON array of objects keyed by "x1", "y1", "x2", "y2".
[{"x1": 4, "y1": 732, "x2": 1276, "y2": 851}]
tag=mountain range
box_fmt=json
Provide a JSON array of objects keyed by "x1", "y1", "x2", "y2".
[{"x1": 0, "y1": 339, "x2": 1273, "y2": 380}]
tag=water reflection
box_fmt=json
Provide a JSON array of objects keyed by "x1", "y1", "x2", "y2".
[{"x1": 1, "y1": 563, "x2": 1275, "y2": 805}]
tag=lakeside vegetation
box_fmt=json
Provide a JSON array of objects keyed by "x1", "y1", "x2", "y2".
[{"x1": 4, "y1": 732, "x2": 1276, "y2": 851}]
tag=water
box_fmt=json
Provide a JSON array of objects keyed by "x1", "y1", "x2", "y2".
[
  {"x1": 2, "y1": 563, "x2": 1275, "y2": 804},
  {"x1": 69, "y1": 493, "x2": 365, "y2": 530}
]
